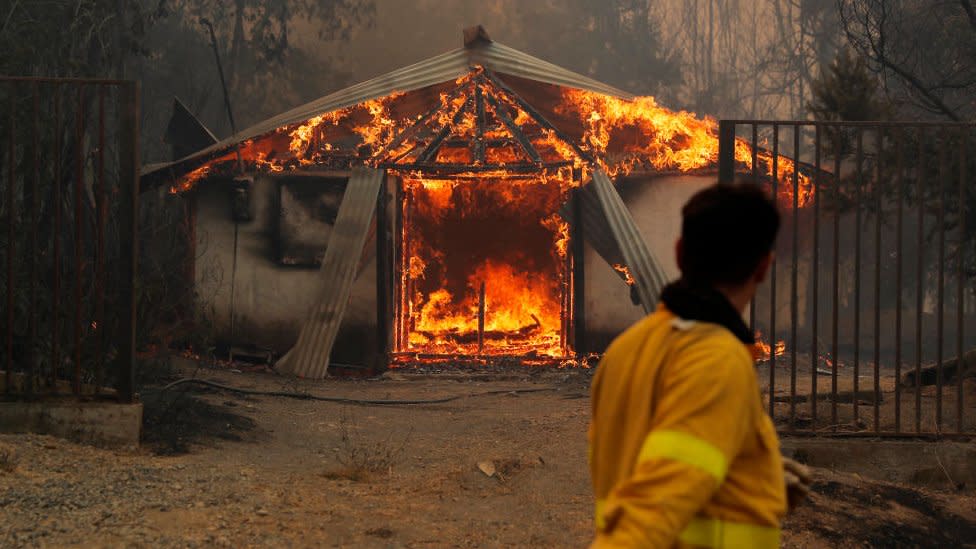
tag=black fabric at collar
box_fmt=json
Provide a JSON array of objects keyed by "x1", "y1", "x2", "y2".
[{"x1": 659, "y1": 280, "x2": 754, "y2": 345}]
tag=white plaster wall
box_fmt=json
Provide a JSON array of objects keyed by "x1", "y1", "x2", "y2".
[{"x1": 583, "y1": 175, "x2": 715, "y2": 350}]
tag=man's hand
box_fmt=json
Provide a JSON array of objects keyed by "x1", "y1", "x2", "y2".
[{"x1": 783, "y1": 457, "x2": 812, "y2": 512}]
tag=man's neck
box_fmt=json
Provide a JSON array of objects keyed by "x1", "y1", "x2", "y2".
[{"x1": 713, "y1": 282, "x2": 754, "y2": 315}]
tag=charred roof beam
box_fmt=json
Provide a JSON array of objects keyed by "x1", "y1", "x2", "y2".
[
  {"x1": 483, "y1": 69, "x2": 595, "y2": 165},
  {"x1": 383, "y1": 160, "x2": 572, "y2": 174},
  {"x1": 375, "y1": 80, "x2": 473, "y2": 166},
  {"x1": 480, "y1": 83, "x2": 543, "y2": 164},
  {"x1": 474, "y1": 85, "x2": 487, "y2": 164},
  {"x1": 416, "y1": 96, "x2": 474, "y2": 164}
]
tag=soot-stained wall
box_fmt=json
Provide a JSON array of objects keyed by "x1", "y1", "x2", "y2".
[
  {"x1": 193, "y1": 174, "x2": 379, "y2": 364},
  {"x1": 192, "y1": 173, "x2": 774, "y2": 361}
]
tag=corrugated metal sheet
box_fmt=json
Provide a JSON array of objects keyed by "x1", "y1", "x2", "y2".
[
  {"x1": 558, "y1": 184, "x2": 627, "y2": 271},
  {"x1": 275, "y1": 167, "x2": 384, "y2": 379},
  {"x1": 472, "y1": 42, "x2": 632, "y2": 100},
  {"x1": 142, "y1": 36, "x2": 632, "y2": 182},
  {"x1": 590, "y1": 170, "x2": 668, "y2": 313}
]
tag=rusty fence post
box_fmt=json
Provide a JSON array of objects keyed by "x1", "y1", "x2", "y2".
[
  {"x1": 718, "y1": 120, "x2": 735, "y2": 184},
  {"x1": 116, "y1": 81, "x2": 139, "y2": 402}
]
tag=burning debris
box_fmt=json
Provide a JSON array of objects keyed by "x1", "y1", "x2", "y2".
[{"x1": 753, "y1": 330, "x2": 787, "y2": 362}]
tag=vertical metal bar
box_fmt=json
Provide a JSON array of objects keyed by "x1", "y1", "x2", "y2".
[
  {"x1": 916, "y1": 128, "x2": 925, "y2": 433},
  {"x1": 52, "y1": 84, "x2": 62, "y2": 388},
  {"x1": 936, "y1": 130, "x2": 947, "y2": 430},
  {"x1": 832, "y1": 125, "x2": 841, "y2": 429},
  {"x1": 811, "y1": 124, "x2": 821, "y2": 426},
  {"x1": 874, "y1": 128, "x2": 883, "y2": 433},
  {"x1": 718, "y1": 120, "x2": 736, "y2": 183},
  {"x1": 853, "y1": 128, "x2": 863, "y2": 426},
  {"x1": 29, "y1": 82, "x2": 39, "y2": 395},
  {"x1": 477, "y1": 281, "x2": 486, "y2": 354},
  {"x1": 750, "y1": 124, "x2": 759, "y2": 332},
  {"x1": 957, "y1": 128, "x2": 967, "y2": 433},
  {"x1": 769, "y1": 124, "x2": 779, "y2": 417},
  {"x1": 72, "y1": 85, "x2": 84, "y2": 395},
  {"x1": 5, "y1": 87, "x2": 14, "y2": 395},
  {"x1": 115, "y1": 81, "x2": 139, "y2": 403},
  {"x1": 790, "y1": 125, "x2": 799, "y2": 428},
  {"x1": 572, "y1": 187, "x2": 586, "y2": 355},
  {"x1": 895, "y1": 129, "x2": 905, "y2": 433},
  {"x1": 94, "y1": 85, "x2": 106, "y2": 392}
]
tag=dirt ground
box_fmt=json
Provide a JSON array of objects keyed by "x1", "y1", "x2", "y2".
[
  {"x1": 756, "y1": 356, "x2": 976, "y2": 435},
  {"x1": 1, "y1": 359, "x2": 975, "y2": 548}
]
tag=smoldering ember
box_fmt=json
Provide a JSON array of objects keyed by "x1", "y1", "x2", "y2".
[{"x1": 1, "y1": 3, "x2": 975, "y2": 548}]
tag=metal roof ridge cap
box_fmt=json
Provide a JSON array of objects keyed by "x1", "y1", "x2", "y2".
[{"x1": 481, "y1": 42, "x2": 635, "y2": 99}]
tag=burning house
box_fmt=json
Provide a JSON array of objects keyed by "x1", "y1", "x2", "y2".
[{"x1": 142, "y1": 26, "x2": 811, "y2": 371}]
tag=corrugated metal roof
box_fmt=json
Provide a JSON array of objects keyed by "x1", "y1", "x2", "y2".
[
  {"x1": 590, "y1": 170, "x2": 668, "y2": 313},
  {"x1": 274, "y1": 167, "x2": 384, "y2": 379},
  {"x1": 142, "y1": 34, "x2": 632, "y2": 182}
]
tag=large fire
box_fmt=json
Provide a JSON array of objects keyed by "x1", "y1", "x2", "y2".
[{"x1": 168, "y1": 67, "x2": 816, "y2": 208}]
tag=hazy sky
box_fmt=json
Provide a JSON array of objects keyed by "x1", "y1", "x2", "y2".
[{"x1": 302, "y1": 0, "x2": 574, "y2": 90}]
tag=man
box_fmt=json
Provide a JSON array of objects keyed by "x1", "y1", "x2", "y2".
[{"x1": 589, "y1": 182, "x2": 808, "y2": 548}]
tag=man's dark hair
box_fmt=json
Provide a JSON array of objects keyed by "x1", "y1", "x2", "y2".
[{"x1": 680, "y1": 181, "x2": 780, "y2": 285}]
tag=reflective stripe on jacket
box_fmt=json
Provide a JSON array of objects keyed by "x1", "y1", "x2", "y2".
[{"x1": 589, "y1": 305, "x2": 786, "y2": 548}]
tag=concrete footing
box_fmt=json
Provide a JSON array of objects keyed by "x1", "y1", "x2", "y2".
[
  {"x1": 0, "y1": 401, "x2": 142, "y2": 447},
  {"x1": 782, "y1": 438, "x2": 976, "y2": 489}
]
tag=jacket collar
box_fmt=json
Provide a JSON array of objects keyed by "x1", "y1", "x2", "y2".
[{"x1": 659, "y1": 279, "x2": 754, "y2": 345}]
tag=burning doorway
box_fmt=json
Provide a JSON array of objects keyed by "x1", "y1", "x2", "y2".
[{"x1": 395, "y1": 177, "x2": 574, "y2": 359}]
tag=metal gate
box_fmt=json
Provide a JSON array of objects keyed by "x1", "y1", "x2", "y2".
[
  {"x1": 719, "y1": 120, "x2": 975, "y2": 438},
  {"x1": 0, "y1": 77, "x2": 139, "y2": 403}
]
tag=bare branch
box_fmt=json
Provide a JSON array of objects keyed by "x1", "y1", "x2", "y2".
[{"x1": 961, "y1": 0, "x2": 976, "y2": 32}]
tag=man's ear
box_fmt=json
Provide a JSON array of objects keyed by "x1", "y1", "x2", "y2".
[
  {"x1": 675, "y1": 238, "x2": 685, "y2": 272},
  {"x1": 753, "y1": 252, "x2": 774, "y2": 284}
]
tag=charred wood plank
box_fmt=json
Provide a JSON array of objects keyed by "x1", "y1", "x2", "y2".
[
  {"x1": 377, "y1": 82, "x2": 470, "y2": 164},
  {"x1": 415, "y1": 320, "x2": 541, "y2": 345},
  {"x1": 446, "y1": 137, "x2": 518, "y2": 148},
  {"x1": 382, "y1": 161, "x2": 571, "y2": 174},
  {"x1": 474, "y1": 86, "x2": 487, "y2": 163}
]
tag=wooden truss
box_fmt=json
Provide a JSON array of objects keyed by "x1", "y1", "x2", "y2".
[{"x1": 374, "y1": 69, "x2": 594, "y2": 176}]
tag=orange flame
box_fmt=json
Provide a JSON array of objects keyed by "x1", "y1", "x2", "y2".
[
  {"x1": 611, "y1": 263, "x2": 636, "y2": 286},
  {"x1": 168, "y1": 68, "x2": 816, "y2": 211},
  {"x1": 397, "y1": 176, "x2": 572, "y2": 358},
  {"x1": 753, "y1": 330, "x2": 786, "y2": 362}
]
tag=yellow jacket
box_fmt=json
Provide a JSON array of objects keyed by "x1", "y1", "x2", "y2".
[{"x1": 589, "y1": 305, "x2": 786, "y2": 549}]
